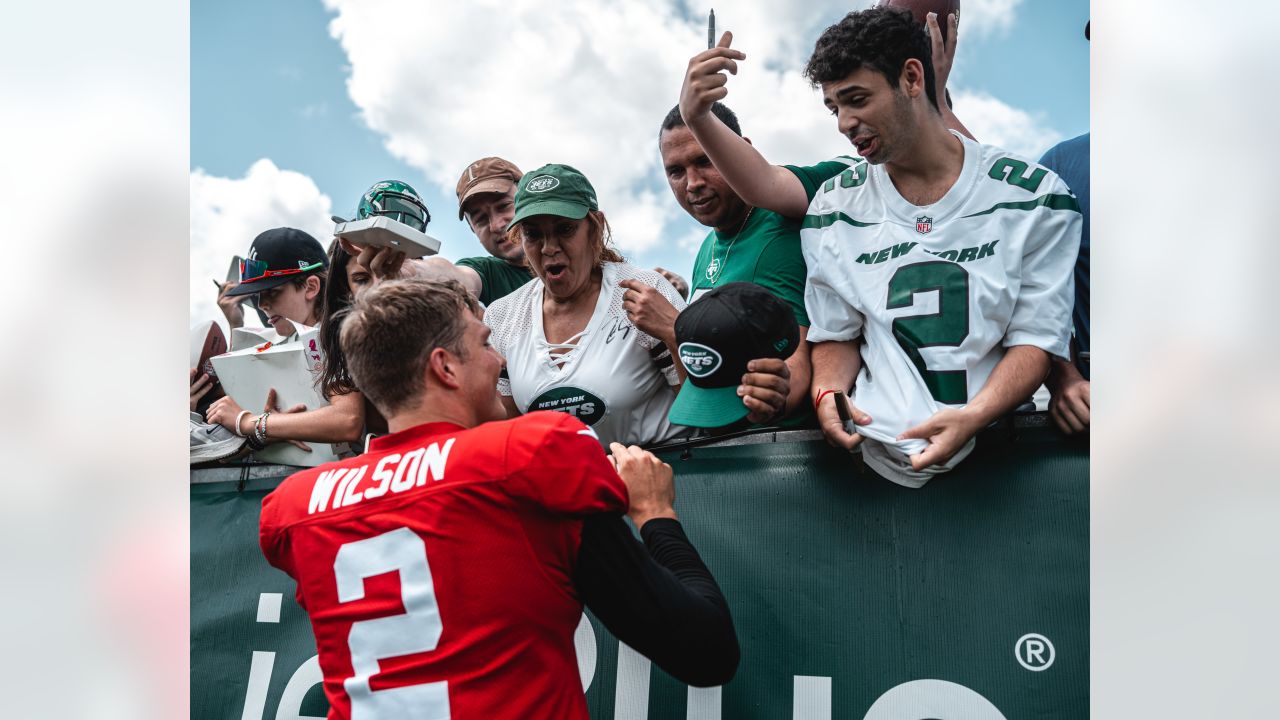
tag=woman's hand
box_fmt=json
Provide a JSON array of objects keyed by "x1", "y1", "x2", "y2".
[
  {"x1": 262, "y1": 388, "x2": 312, "y2": 452},
  {"x1": 205, "y1": 394, "x2": 245, "y2": 434}
]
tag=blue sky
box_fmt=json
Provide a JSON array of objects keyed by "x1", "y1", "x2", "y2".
[{"x1": 191, "y1": 0, "x2": 1089, "y2": 322}]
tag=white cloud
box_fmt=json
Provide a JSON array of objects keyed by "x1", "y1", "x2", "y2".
[
  {"x1": 320, "y1": 0, "x2": 861, "y2": 257},
  {"x1": 319, "y1": 0, "x2": 1048, "y2": 261},
  {"x1": 959, "y1": 0, "x2": 1024, "y2": 37},
  {"x1": 189, "y1": 159, "x2": 334, "y2": 328},
  {"x1": 952, "y1": 89, "x2": 1062, "y2": 159},
  {"x1": 322, "y1": 0, "x2": 700, "y2": 256}
]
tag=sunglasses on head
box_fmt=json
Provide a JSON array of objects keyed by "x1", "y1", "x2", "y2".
[{"x1": 238, "y1": 259, "x2": 324, "y2": 284}]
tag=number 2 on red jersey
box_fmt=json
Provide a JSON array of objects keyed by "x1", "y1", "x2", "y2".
[{"x1": 333, "y1": 527, "x2": 449, "y2": 719}]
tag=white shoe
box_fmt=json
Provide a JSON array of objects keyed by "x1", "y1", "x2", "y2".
[{"x1": 190, "y1": 412, "x2": 247, "y2": 464}]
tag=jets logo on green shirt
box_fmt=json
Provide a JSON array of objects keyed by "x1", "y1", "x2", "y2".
[{"x1": 705, "y1": 258, "x2": 721, "y2": 280}]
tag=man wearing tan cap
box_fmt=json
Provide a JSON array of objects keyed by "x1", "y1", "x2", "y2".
[{"x1": 452, "y1": 157, "x2": 536, "y2": 306}]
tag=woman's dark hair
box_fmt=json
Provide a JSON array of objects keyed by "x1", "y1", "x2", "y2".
[
  {"x1": 803, "y1": 6, "x2": 939, "y2": 112},
  {"x1": 317, "y1": 239, "x2": 358, "y2": 399}
]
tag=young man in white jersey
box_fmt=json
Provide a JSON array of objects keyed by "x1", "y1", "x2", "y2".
[{"x1": 678, "y1": 7, "x2": 1081, "y2": 486}]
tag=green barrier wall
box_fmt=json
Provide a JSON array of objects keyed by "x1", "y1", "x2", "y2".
[{"x1": 192, "y1": 425, "x2": 1088, "y2": 719}]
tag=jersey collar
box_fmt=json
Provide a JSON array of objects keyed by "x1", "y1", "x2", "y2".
[
  {"x1": 369, "y1": 421, "x2": 466, "y2": 454},
  {"x1": 872, "y1": 129, "x2": 979, "y2": 226}
]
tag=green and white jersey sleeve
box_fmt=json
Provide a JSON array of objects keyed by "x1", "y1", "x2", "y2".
[
  {"x1": 801, "y1": 132, "x2": 1082, "y2": 488},
  {"x1": 786, "y1": 156, "x2": 862, "y2": 202},
  {"x1": 484, "y1": 262, "x2": 694, "y2": 449}
]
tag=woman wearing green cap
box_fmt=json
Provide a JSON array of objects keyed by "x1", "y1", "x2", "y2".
[{"x1": 484, "y1": 164, "x2": 695, "y2": 448}]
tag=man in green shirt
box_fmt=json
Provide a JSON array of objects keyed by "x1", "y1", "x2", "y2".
[
  {"x1": 621, "y1": 103, "x2": 847, "y2": 428},
  {"x1": 451, "y1": 157, "x2": 536, "y2": 306}
]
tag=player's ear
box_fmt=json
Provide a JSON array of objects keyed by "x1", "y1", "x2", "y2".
[
  {"x1": 428, "y1": 346, "x2": 463, "y2": 390},
  {"x1": 303, "y1": 275, "x2": 321, "y2": 302}
]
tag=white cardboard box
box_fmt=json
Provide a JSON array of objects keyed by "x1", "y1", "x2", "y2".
[
  {"x1": 333, "y1": 216, "x2": 441, "y2": 257},
  {"x1": 210, "y1": 326, "x2": 342, "y2": 467}
]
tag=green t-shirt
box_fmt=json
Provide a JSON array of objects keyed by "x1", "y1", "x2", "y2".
[
  {"x1": 686, "y1": 160, "x2": 849, "y2": 428},
  {"x1": 688, "y1": 160, "x2": 854, "y2": 320},
  {"x1": 456, "y1": 256, "x2": 535, "y2": 306}
]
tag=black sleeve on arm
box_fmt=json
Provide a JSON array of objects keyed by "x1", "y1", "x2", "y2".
[{"x1": 574, "y1": 514, "x2": 740, "y2": 687}]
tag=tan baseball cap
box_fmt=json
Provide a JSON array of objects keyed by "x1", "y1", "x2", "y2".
[{"x1": 455, "y1": 157, "x2": 523, "y2": 219}]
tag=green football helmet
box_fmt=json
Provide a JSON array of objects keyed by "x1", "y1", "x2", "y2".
[{"x1": 356, "y1": 180, "x2": 431, "y2": 232}]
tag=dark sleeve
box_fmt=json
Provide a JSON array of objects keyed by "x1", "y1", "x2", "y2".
[
  {"x1": 455, "y1": 256, "x2": 494, "y2": 306},
  {"x1": 574, "y1": 515, "x2": 739, "y2": 687}
]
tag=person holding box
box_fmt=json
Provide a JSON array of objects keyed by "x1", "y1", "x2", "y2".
[{"x1": 205, "y1": 227, "x2": 365, "y2": 454}]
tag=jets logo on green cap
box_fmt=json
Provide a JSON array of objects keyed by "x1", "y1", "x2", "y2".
[
  {"x1": 678, "y1": 342, "x2": 722, "y2": 378},
  {"x1": 526, "y1": 175, "x2": 560, "y2": 193}
]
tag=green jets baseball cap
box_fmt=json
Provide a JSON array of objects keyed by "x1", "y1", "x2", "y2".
[
  {"x1": 668, "y1": 282, "x2": 799, "y2": 428},
  {"x1": 509, "y1": 163, "x2": 599, "y2": 228}
]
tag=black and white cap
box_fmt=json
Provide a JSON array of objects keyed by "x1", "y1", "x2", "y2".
[{"x1": 668, "y1": 282, "x2": 799, "y2": 428}]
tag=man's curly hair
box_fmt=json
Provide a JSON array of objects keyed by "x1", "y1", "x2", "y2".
[{"x1": 803, "y1": 6, "x2": 939, "y2": 112}]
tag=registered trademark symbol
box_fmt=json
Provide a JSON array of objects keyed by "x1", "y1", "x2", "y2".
[{"x1": 1015, "y1": 633, "x2": 1055, "y2": 671}]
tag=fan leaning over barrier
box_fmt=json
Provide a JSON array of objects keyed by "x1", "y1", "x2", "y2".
[
  {"x1": 677, "y1": 7, "x2": 1081, "y2": 487},
  {"x1": 258, "y1": 278, "x2": 738, "y2": 719}
]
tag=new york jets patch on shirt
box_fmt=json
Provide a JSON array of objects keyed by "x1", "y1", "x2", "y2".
[
  {"x1": 484, "y1": 262, "x2": 695, "y2": 448},
  {"x1": 529, "y1": 386, "x2": 606, "y2": 426}
]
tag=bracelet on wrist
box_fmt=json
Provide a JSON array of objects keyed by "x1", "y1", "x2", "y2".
[
  {"x1": 233, "y1": 410, "x2": 253, "y2": 438},
  {"x1": 253, "y1": 412, "x2": 270, "y2": 447},
  {"x1": 245, "y1": 416, "x2": 266, "y2": 451},
  {"x1": 813, "y1": 388, "x2": 837, "y2": 411}
]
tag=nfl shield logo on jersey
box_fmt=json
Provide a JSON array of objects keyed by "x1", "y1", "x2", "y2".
[{"x1": 916, "y1": 216, "x2": 933, "y2": 234}]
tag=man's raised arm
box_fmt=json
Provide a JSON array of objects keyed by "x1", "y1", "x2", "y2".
[{"x1": 678, "y1": 32, "x2": 810, "y2": 219}]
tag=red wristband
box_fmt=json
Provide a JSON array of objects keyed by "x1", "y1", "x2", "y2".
[{"x1": 813, "y1": 388, "x2": 837, "y2": 411}]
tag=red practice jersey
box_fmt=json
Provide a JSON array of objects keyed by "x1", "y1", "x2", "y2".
[{"x1": 259, "y1": 411, "x2": 629, "y2": 720}]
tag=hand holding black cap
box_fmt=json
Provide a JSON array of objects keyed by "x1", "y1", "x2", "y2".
[{"x1": 668, "y1": 282, "x2": 799, "y2": 428}]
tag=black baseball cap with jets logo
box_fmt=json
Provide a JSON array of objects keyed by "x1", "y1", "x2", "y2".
[
  {"x1": 225, "y1": 227, "x2": 328, "y2": 297},
  {"x1": 668, "y1": 282, "x2": 799, "y2": 428}
]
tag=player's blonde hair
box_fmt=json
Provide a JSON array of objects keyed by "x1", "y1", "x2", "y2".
[{"x1": 339, "y1": 278, "x2": 479, "y2": 416}]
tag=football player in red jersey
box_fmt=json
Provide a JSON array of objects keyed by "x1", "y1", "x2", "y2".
[{"x1": 259, "y1": 278, "x2": 738, "y2": 719}]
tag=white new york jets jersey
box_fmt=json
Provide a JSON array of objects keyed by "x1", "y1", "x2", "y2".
[
  {"x1": 802, "y1": 132, "x2": 1081, "y2": 488},
  {"x1": 485, "y1": 261, "x2": 694, "y2": 448}
]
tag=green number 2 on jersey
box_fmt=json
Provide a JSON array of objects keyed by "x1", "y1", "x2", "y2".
[{"x1": 887, "y1": 261, "x2": 969, "y2": 404}]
